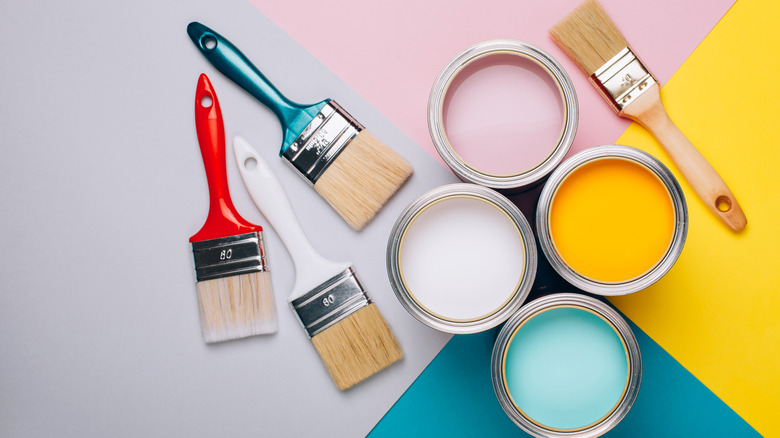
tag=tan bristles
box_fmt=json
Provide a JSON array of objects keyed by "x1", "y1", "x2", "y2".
[
  {"x1": 314, "y1": 131, "x2": 413, "y2": 231},
  {"x1": 549, "y1": 0, "x2": 628, "y2": 76},
  {"x1": 310, "y1": 303, "x2": 403, "y2": 390},
  {"x1": 196, "y1": 271, "x2": 277, "y2": 343}
]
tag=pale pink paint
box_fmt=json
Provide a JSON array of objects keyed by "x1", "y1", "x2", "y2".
[
  {"x1": 251, "y1": 0, "x2": 735, "y2": 167},
  {"x1": 443, "y1": 53, "x2": 565, "y2": 176}
]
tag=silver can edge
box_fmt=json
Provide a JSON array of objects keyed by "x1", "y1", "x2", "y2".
[
  {"x1": 535, "y1": 145, "x2": 688, "y2": 296},
  {"x1": 427, "y1": 39, "x2": 578, "y2": 190},
  {"x1": 386, "y1": 183, "x2": 537, "y2": 334},
  {"x1": 490, "y1": 293, "x2": 642, "y2": 438}
]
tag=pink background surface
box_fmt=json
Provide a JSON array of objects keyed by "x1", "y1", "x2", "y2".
[{"x1": 251, "y1": 0, "x2": 735, "y2": 165}]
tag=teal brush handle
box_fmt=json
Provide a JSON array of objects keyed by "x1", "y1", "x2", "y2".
[{"x1": 187, "y1": 22, "x2": 327, "y2": 154}]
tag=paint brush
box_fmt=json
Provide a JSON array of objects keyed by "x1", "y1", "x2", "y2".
[
  {"x1": 189, "y1": 74, "x2": 277, "y2": 343},
  {"x1": 187, "y1": 22, "x2": 413, "y2": 231},
  {"x1": 549, "y1": 0, "x2": 747, "y2": 231},
  {"x1": 233, "y1": 135, "x2": 402, "y2": 390}
]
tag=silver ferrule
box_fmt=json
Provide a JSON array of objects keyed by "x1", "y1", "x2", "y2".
[
  {"x1": 191, "y1": 232, "x2": 267, "y2": 282},
  {"x1": 282, "y1": 101, "x2": 363, "y2": 185},
  {"x1": 590, "y1": 47, "x2": 657, "y2": 113},
  {"x1": 290, "y1": 267, "x2": 370, "y2": 338}
]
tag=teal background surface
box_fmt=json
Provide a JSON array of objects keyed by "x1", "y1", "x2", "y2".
[{"x1": 369, "y1": 311, "x2": 761, "y2": 437}]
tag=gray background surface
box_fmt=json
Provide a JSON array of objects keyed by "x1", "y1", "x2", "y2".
[{"x1": 0, "y1": 0, "x2": 457, "y2": 436}]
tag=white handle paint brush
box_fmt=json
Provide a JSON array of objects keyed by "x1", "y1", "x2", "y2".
[
  {"x1": 550, "y1": 0, "x2": 747, "y2": 231},
  {"x1": 233, "y1": 135, "x2": 403, "y2": 390}
]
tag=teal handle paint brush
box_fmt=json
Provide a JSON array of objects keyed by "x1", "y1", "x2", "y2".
[{"x1": 187, "y1": 22, "x2": 413, "y2": 231}]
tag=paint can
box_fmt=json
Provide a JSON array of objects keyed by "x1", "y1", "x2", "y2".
[
  {"x1": 492, "y1": 293, "x2": 641, "y2": 437},
  {"x1": 536, "y1": 145, "x2": 688, "y2": 295},
  {"x1": 386, "y1": 183, "x2": 537, "y2": 333},
  {"x1": 428, "y1": 40, "x2": 578, "y2": 191}
]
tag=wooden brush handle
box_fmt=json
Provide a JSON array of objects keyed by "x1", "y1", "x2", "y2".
[{"x1": 621, "y1": 84, "x2": 746, "y2": 231}]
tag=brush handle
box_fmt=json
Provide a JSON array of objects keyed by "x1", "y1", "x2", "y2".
[
  {"x1": 187, "y1": 22, "x2": 326, "y2": 153},
  {"x1": 187, "y1": 22, "x2": 300, "y2": 126},
  {"x1": 622, "y1": 84, "x2": 746, "y2": 231},
  {"x1": 233, "y1": 136, "x2": 351, "y2": 299},
  {"x1": 190, "y1": 75, "x2": 261, "y2": 243}
]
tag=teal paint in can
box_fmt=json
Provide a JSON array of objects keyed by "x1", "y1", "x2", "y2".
[{"x1": 492, "y1": 294, "x2": 641, "y2": 437}]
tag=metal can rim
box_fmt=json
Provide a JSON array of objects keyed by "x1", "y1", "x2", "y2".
[
  {"x1": 427, "y1": 39, "x2": 578, "y2": 190},
  {"x1": 491, "y1": 293, "x2": 642, "y2": 438},
  {"x1": 386, "y1": 183, "x2": 537, "y2": 333},
  {"x1": 535, "y1": 145, "x2": 689, "y2": 295}
]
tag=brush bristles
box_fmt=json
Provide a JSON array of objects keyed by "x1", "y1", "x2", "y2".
[
  {"x1": 314, "y1": 131, "x2": 413, "y2": 231},
  {"x1": 196, "y1": 271, "x2": 277, "y2": 343},
  {"x1": 310, "y1": 303, "x2": 403, "y2": 390},
  {"x1": 549, "y1": 0, "x2": 628, "y2": 75}
]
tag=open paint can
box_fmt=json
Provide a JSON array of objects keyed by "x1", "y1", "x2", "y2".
[
  {"x1": 492, "y1": 293, "x2": 641, "y2": 437},
  {"x1": 387, "y1": 184, "x2": 537, "y2": 333},
  {"x1": 536, "y1": 145, "x2": 688, "y2": 295},
  {"x1": 428, "y1": 40, "x2": 578, "y2": 191}
]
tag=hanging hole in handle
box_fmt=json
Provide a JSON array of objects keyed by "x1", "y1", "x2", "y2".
[
  {"x1": 201, "y1": 35, "x2": 217, "y2": 51},
  {"x1": 244, "y1": 157, "x2": 258, "y2": 170},
  {"x1": 200, "y1": 95, "x2": 213, "y2": 108},
  {"x1": 716, "y1": 195, "x2": 732, "y2": 212}
]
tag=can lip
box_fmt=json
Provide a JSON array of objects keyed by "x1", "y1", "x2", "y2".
[
  {"x1": 427, "y1": 39, "x2": 578, "y2": 190},
  {"x1": 535, "y1": 145, "x2": 689, "y2": 296},
  {"x1": 386, "y1": 183, "x2": 537, "y2": 334},
  {"x1": 491, "y1": 293, "x2": 642, "y2": 438}
]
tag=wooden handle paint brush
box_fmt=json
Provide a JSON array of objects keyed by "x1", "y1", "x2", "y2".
[
  {"x1": 189, "y1": 74, "x2": 277, "y2": 343},
  {"x1": 187, "y1": 22, "x2": 413, "y2": 231},
  {"x1": 550, "y1": 0, "x2": 746, "y2": 231},
  {"x1": 233, "y1": 135, "x2": 402, "y2": 390}
]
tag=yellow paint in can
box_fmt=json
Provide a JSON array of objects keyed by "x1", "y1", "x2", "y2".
[{"x1": 549, "y1": 158, "x2": 675, "y2": 283}]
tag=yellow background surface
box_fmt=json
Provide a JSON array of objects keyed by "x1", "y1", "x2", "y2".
[{"x1": 609, "y1": 0, "x2": 780, "y2": 435}]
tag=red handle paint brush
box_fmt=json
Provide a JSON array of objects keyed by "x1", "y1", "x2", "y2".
[{"x1": 189, "y1": 73, "x2": 277, "y2": 343}]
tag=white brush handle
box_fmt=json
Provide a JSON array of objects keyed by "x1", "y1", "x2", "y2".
[{"x1": 233, "y1": 136, "x2": 351, "y2": 300}]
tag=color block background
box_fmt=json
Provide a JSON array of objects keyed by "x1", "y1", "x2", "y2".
[
  {"x1": 609, "y1": 0, "x2": 780, "y2": 435},
  {"x1": 251, "y1": 0, "x2": 734, "y2": 160},
  {"x1": 253, "y1": 0, "x2": 778, "y2": 436},
  {"x1": 369, "y1": 318, "x2": 761, "y2": 437},
  {"x1": 0, "y1": 1, "x2": 457, "y2": 436},
  {"x1": 0, "y1": 0, "x2": 776, "y2": 436}
]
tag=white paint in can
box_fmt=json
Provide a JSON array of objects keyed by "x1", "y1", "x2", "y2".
[{"x1": 399, "y1": 195, "x2": 527, "y2": 322}]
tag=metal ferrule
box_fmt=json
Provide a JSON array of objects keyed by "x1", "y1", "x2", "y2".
[
  {"x1": 191, "y1": 232, "x2": 267, "y2": 281},
  {"x1": 590, "y1": 47, "x2": 657, "y2": 113},
  {"x1": 290, "y1": 268, "x2": 370, "y2": 338},
  {"x1": 282, "y1": 101, "x2": 363, "y2": 185}
]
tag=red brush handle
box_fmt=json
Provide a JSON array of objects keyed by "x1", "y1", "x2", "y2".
[{"x1": 190, "y1": 74, "x2": 262, "y2": 243}]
